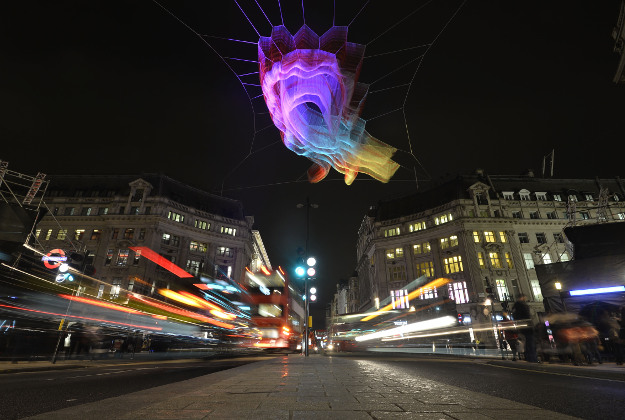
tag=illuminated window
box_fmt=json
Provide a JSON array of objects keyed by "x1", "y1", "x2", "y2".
[
  {"x1": 443, "y1": 255, "x2": 463, "y2": 274},
  {"x1": 384, "y1": 227, "x2": 400, "y2": 237},
  {"x1": 415, "y1": 261, "x2": 434, "y2": 277},
  {"x1": 64, "y1": 207, "x2": 75, "y2": 216},
  {"x1": 105, "y1": 249, "x2": 113, "y2": 265},
  {"x1": 391, "y1": 289, "x2": 410, "y2": 309},
  {"x1": 130, "y1": 206, "x2": 140, "y2": 215},
  {"x1": 45, "y1": 229, "x2": 53, "y2": 240},
  {"x1": 473, "y1": 231, "x2": 481, "y2": 242},
  {"x1": 98, "y1": 207, "x2": 109, "y2": 215},
  {"x1": 448, "y1": 281, "x2": 469, "y2": 304},
  {"x1": 559, "y1": 252, "x2": 570, "y2": 262},
  {"x1": 553, "y1": 194, "x2": 562, "y2": 201},
  {"x1": 523, "y1": 253, "x2": 535, "y2": 269},
  {"x1": 409, "y1": 221, "x2": 426, "y2": 232},
  {"x1": 518, "y1": 232, "x2": 529, "y2": 243},
  {"x1": 495, "y1": 279, "x2": 509, "y2": 301},
  {"x1": 580, "y1": 211, "x2": 590, "y2": 220},
  {"x1": 133, "y1": 249, "x2": 141, "y2": 265},
  {"x1": 186, "y1": 260, "x2": 201, "y2": 276},
  {"x1": 162, "y1": 233, "x2": 171, "y2": 245},
  {"x1": 123, "y1": 228, "x2": 134, "y2": 239},
  {"x1": 74, "y1": 229, "x2": 85, "y2": 241},
  {"x1": 502, "y1": 191, "x2": 514, "y2": 200},
  {"x1": 35, "y1": 229, "x2": 41, "y2": 239},
  {"x1": 505, "y1": 252, "x2": 514, "y2": 268},
  {"x1": 435, "y1": 213, "x2": 453, "y2": 225},
  {"x1": 413, "y1": 242, "x2": 431, "y2": 254},
  {"x1": 614, "y1": 194, "x2": 621, "y2": 202},
  {"x1": 568, "y1": 194, "x2": 578, "y2": 202},
  {"x1": 56, "y1": 229, "x2": 68, "y2": 240},
  {"x1": 217, "y1": 247, "x2": 233, "y2": 257},
  {"x1": 110, "y1": 278, "x2": 122, "y2": 299},
  {"x1": 499, "y1": 232, "x2": 507, "y2": 242},
  {"x1": 127, "y1": 278, "x2": 135, "y2": 292},
  {"x1": 541, "y1": 253, "x2": 552, "y2": 264},
  {"x1": 168, "y1": 211, "x2": 185, "y2": 223},
  {"x1": 440, "y1": 237, "x2": 449, "y2": 249},
  {"x1": 488, "y1": 252, "x2": 502, "y2": 268},
  {"x1": 419, "y1": 287, "x2": 438, "y2": 300},
  {"x1": 519, "y1": 191, "x2": 530, "y2": 201},
  {"x1": 535, "y1": 192, "x2": 547, "y2": 201},
  {"x1": 81, "y1": 207, "x2": 93, "y2": 216},
  {"x1": 585, "y1": 194, "x2": 594, "y2": 201},
  {"x1": 388, "y1": 265, "x2": 406, "y2": 281},
  {"x1": 531, "y1": 280, "x2": 543, "y2": 301},
  {"x1": 396, "y1": 247, "x2": 404, "y2": 258},
  {"x1": 195, "y1": 219, "x2": 210, "y2": 230},
  {"x1": 441, "y1": 235, "x2": 458, "y2": 249},
  {"x1": 617, "y1": 212, "x2": 625, "y2": 220},
  {"x1": 116, "y1": 249, "x2": 129, "y2": 266},
  {"x1": 90, "y1": 229, "x2": 101, "y2": 240},
  {"x1": 477, "y1": 252, "x2": 485, "y2": 268},
  {"x1": 484, "y1": 231, "x2": 495, "y2": 242},
  {"x1": 190, "y1": 241, "x2": 208, "y2": 253},
  {"x1": 97, "y1": 284, "x2": 105, "y2": 298}
]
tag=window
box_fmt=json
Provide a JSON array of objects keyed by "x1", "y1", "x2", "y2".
[
  {"x1": 477, "y1": 252, "x2": 486, "y2": 268},
  {"x1": 523, "y1": 253, "x2": 535, "y2": 269},
  {"x1": 171, "y1": 235, "x2": 180, "y2": 247},
  {"x1": 489, "y1": 252, "x2": 502, "y2": 268},
  {"x1": 127, "y1": 278, "x2": 135, "y2": 293},
  {"x1": 130, "y1": 206, "x2": 140, "y2": 215},
  {"x1": 98, "y1": 207, "x2": 109, "y2": 215},
  {"x1": 409, "y1": 221, "x2": 426, "y2": 232},
  {"x1": 473, "y1": 231, "x2": 480, "y2": 242},
  {"x1": 384, "y1": 227, "x2": 400, "y2": 237},
  {"x1": 530, "y1": 280, "x2": 543, "y2": 302},
  {"x1": 217, "y1": 247, "x2": 233, "y2": 257},
  {"x1": 123, "y1": 228, "x2": 134, "y2": 239},
  {"x1": 116, "y1": 249, "x2": 129, "y2": 266},
  {"x1": 52, "y1": 207, "x2": 59, "y2": 215},
  {"x1": 388, "y1": 265, "x2": 407, "y2": 281},
  {"x1": 553, "y1": 194, "x2": 562, "y2": 202},
  {"x1": 495, "y1": 279, "x2": 509, "y2": 301},
  {"x1": 440, "y1": 237, "x2": 449, "y2": 249},
  {"x1": 580, "y1": 211, "x2": 590, "y2": 220},
  {"x1": 97, "y1": 284, "x2": 105, "y2": 299},
  {"x1": 145, "y1": 207, "x2": 151, "y2": 215},
  {"x1": 618, "y1": 212, "x2": 625, "y2": 220},
  {"x1": 138, "y1": 228, "x2": 145, "y2": 240},
  {"x1": 419, "y1": 287, "x2": 438, "y2": 300},
  {"x1": 64, "y1": 207, "x2": 75, "y2": 216},
  {"x1": 541, "y1": 253, "x2": 552, "y2": 264},
  {"x1": 168, "y1": 211, "x2": 185, "y2": 223},
  {"x1": 529, "y1": 211, "x2": 539, "y2": 219},
  {"x1": 559, "y1": 252, "x2": 570, "y2": 262},
  {"x1": 448, "y1": 281, "x2": 469, "y2": 304},
  {"x1": 111, "y1": 228, "x2": 119, "y2": 240},
  {"x1": 221, "y1": 226, "x2": 237, "y2": 236},
  {"x1": 35, "y1": 229, "x2": 41, "y2": 239},
  {"x1": 585, "y1": 194, "x2": 594, "y2": 201},
  {"x1": 484, "y1": 231, "x2": 495, "y2": 242},
  {"x1": 512, "y1": 211, "x2": 522, "y2": 219},
  {"x1": 132, "y1": 189, "x2": 144, "y2": 202},
  {"x1": 440, "y1": 235, "x2": 458, "y2": 249},
  {"x1": 613, "y1": 194, "x2": 620, "y2": 202},
  {"x1": 133, "y1": 249, "x2": 141, "y2": 265},
  {"x1": 435, "y1": 213, "x2": 453, "y2": 225},
  {"x1": 74, "y1": 229, "x2": 85, "y2": 241},
  {"x1": 535, "y1": 192, "x2": 547, "y2": 201},
  {"x1": 568, "y1": 194, "x2": 578, "y2": 202},
  {"x1": 162, "y1": 233, "x2": 171, "y2": 245},
  {"x1": 536, "y1": 233, "x2": 547, "y2": 244},
  {"x1": 415, "y1": 261, "x2": 434, "y2": 277},
  {"x1": 105, "y1": 249, "x2": 114, "y2": 265},
  {"x1": 499, "y1": 232, "x2": 507, "y2": 243},
  {"x1": 502, "y1": 191, "x2": 514, "y2": 200},
  {"x1": 190, "y1": 241, "x2": 208, "y2": 253},
  {"x1": 505, "y1": 252, "x2": 514, "y2": 268},
  {"x1": 119, "y1": 206, "x2": 125, "y2": 215},
  {"x1": 90, "y1": 229, "x2": 101, "y2": 240},
  {"x1": 391, "y1": 289, "x2": 410, "y2": 308},
  {"x1": 547, "y1": 211, "x2": 558, "y2": 219},
  {"x1": 443, "y1": 255, "x2": 463, "y2": 274},
  {"x1": 56, "y1": 229, "x2": 68, "y2": 240},
  {"x1": 110, "y1": 278, "x2": 122, "y2": 299},
  {"x1": 81, "y1": 207, "x2": 93, "y2": 216},
  {"x1": 475, "y1": 192, "x2": 488, "y2": 205},
  {"x1": 187, "y1": 260, "x2": 201, "y2": 276},
  {"x1": 519, "y1": 191, "x2": 530, "y2": 201},
  {"x1": 195, "y1": 219, "x2": 210, "y2": 230},
  {"x1": 518, "y1": 232, "x2": 529, "y2": 243},
  {"x1": 413, "y1": 242, "x2": 431, "y2": 255},
  {"x1": 554, "y1": 233, "x2": 564, "y2": 243},
  {"x1": 44, "y1": 229, "x2": 53, "y2": 240}
]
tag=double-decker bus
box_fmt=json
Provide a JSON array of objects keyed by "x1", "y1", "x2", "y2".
[{"x1": 243, "y1": 266, "x2": 302, "y2": 351}]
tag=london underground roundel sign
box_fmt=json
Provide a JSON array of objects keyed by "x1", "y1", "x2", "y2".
[{"x1": 42, "y1": 249, "x2": 67, "y2": 269}]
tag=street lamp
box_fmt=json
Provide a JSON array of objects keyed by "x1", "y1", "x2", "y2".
[{"x1": 297, "y1": 197, "x2": 318, "y2": 357}]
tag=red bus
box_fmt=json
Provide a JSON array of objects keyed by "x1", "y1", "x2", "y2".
[{"x1": 243, "y1": 266, "x2": 301, "y2": 351}]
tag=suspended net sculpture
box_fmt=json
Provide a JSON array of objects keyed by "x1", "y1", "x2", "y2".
[{"x1": 258, "y1": 25, "x2": 400, "y2": 185}]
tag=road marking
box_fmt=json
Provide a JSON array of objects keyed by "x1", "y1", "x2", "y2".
[
  {"x1": 485, "y1": 363, "x2": 625, "y2": 383},
  {"x1": 66, "y1": 399, "x2": 77, "y2": 402}
]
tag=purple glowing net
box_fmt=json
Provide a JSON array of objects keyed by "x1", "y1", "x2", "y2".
[{"x1": 258, "y1": 25, "x2": 400, "y2": 185}]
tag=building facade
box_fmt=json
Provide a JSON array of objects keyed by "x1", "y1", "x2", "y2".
[
  {"x1": 32, "y1": 174, "x2": 256, "y2": 301},
  {"x1": 355, "y1": 171, "x2": 625, "y2": 325}
]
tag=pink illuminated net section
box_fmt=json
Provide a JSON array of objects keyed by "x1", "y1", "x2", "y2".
[{"x1": 258, "y1": 25, "x2": 399, "y2": 185}]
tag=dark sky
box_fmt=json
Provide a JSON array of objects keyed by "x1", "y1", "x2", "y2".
[{"x1": 1, "y1": 1, "x2": 623, "y2": 324}]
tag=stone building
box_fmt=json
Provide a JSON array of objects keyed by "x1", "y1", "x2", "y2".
[
  {"x1": 355, "y1": 171, "x2": 625, "y2": 326},
  {"x1": 32, "y1": 174, "x2": 257, "y2": 300}
]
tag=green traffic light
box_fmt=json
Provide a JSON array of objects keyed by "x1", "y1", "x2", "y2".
[{"x1": 295, "y1": 266, "x2": 305, "y2": 277}]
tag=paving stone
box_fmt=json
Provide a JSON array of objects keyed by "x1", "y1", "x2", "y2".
[
  {"x1": 293, "y1": 410, "x2": 374, "y2": 419},
  {"x1": 370, "y1": 412, "x2": 454, "y2": 420}
]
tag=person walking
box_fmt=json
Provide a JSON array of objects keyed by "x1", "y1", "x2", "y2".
[{"x1": 513, "y1": 294, "x2": 538, "y2": 362}]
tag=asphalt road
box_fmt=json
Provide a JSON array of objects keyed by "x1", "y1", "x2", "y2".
[
  {"x1": 0, "y1": 356, "x2": 267, "y2": 420},
  {"x1": 342, "y1": 355, "x2": 625, "y2": 420}
]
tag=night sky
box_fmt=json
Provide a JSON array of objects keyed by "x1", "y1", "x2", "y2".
[{"x1": 1, "y1": 1, "x2": 623, "y2": 323}]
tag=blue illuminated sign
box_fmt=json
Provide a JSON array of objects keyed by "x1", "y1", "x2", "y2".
[{"x1": 569, "y1": 285, "x2": 625, "y2": 296}]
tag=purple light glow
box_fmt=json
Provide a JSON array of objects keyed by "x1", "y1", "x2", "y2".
[{"x1": 258, "y1": 25, "x2": 400, "y2": 185}]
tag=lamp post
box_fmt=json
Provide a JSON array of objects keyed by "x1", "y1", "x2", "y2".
[{"x1": 297, "y1": 197, "x2": 318, "y2": 357}]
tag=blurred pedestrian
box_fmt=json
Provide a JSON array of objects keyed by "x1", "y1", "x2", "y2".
[
  {"x1": 504, "y1": 329, "x2": 520, "y2": 361},
  {"x1": 512, "y1": 294, "x2": 538, "y2": 362}
]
